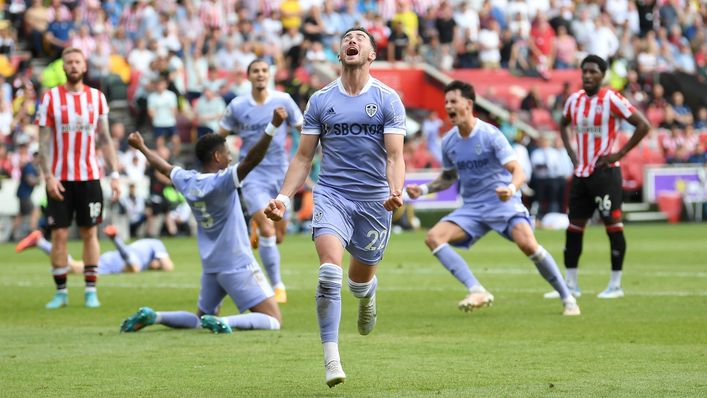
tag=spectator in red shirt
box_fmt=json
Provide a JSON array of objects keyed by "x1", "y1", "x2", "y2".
[{"x1": 529, "y1": 14, "x2": 555, "y2": 78}]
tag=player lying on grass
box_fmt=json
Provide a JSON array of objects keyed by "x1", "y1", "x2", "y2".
[
  {"x1": 16, "y1": 226, "x2": 174, "y2": 274},
  {"x1": 406, "y1": 80, "x2": 580, "y2": 316},
  {"x1": 120, "y1": 108, "x2": 287, "y2": 334}
]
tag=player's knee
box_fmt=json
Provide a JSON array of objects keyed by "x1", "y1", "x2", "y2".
[
  {"x1": 425, "y1": 230, "x2": 445, "y2": 250},
  {"x1": 52, "y1": 228, "x2": 69, "y2": 241}
]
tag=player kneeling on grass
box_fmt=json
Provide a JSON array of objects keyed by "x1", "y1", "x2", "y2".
[
  {"x1": 16, "y1": 226, "x2": 174, "y2": 274},
  {"x1": 406, "y1": 80, "x2": 580, "y2": 317},
  {"x1": 120, "y1": 108, "x2": 287, "y2": 334}
]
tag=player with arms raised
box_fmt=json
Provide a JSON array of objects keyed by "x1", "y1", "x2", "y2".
[
  {"x1": 219, "y1": 59, "x2": 303, "y2": 303},
  {"x1": 407, "y1": 80, "x2": 580, "y2": 316},
  {"x1": 548, "y1": 55, "x2": 651, "y2": 299},
  {"x1": 120, "y1": 108, "x2": 288, "y2": 334},
  {"x1": 265, "y1": 27, "x2": 406, "y2": 387}
]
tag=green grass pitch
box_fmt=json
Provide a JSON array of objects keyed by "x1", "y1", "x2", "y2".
[{"x1": 1, "y1": 223, "x2": 706, "y2": 397}]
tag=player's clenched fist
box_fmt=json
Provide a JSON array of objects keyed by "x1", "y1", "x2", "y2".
[
  {"x1": 271, "y1": 107, "x2": 288, "y2": 127},
  {"x1": 265, "y1": 199, "x2": 286, "y2": 221},
  {"x1": 495, "y1": 185, "x2": 514, "y2": 202},
  {"x1": 383, "y1": 191, "x2": 403, "y2": 211},
  {"x1": 405, "y1": 184, "x2": 424, "y2": 199},
  {"x1": 127, "y1": 131, "x2": 145, "y2": 149}
]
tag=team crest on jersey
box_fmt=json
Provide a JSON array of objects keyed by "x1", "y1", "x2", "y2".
[
  {"x1": 475, "y1": 144, "x2": 483, "y2": 155},
  {"x1": 365, "y1": 103, "x2": 378, "y2": 117},
  {"x1": 87, "y1": 104, "x2": 94, "y2": 113},
  {"x1": 61, "y1": 105, "x2": 67, "y2": 112},
  {"x1": 595, "y1": 105, "x2": 602, "y2": 114}
]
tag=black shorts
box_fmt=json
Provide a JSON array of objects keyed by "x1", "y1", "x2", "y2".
[
  {"x1": 19, "y1": 197, "x2": 35, "y2": 216},
  {"x1": 568, "y1": 166, "x2": 623, "y2": 222},
  {"x1": 46, "y1": 180, "x2": 104, "y2": 229}
]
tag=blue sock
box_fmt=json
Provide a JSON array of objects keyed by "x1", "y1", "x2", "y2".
[
  {"x1": 348, "y1": 276, "x2": 377, "y2": 299},
  {"x1": 156, "y1": 311, "x2": 200, "y2": 328},
  {"x1": 316, "y1": 263, "x2": 342, "y2": 343},
  {"x1": 222, "y1": 313, "x2": 281, "y2": 330},
  {"x1": 530, "y1": 246, "x2": 571, "y2": 300},
  {"x1": 37, "y1": 237, "x2": 52, "y2": 255},
  {"x1": 259, "y1": 236, "x2": 282, "y2": 287},
  {"x1": 432, "y1": 244, "x2": 479, "y2": 290},
  {"x1": 112, "y1": 236, "x2": 132, "y2": 263}
]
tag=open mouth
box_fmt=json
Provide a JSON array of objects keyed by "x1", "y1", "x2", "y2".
[
  {"x1": 447, "y1": 111, "x2": 457, "y2": 120},
  {"x1": 346, "y1": 47, "x2": 359, "y2": 56}
]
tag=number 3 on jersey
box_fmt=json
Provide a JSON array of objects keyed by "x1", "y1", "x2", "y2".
[{"x1": 193, "y1": 201, "x2": 214, "y2": 228}]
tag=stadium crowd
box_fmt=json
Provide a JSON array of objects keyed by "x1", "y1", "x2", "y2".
[{"x1": 0, "y1": 0, "x2": 705, "y2": 240}]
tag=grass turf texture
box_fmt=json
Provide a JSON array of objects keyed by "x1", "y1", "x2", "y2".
[{"x1": 1, "y1": 223, "x2": 706, "y2": 397}]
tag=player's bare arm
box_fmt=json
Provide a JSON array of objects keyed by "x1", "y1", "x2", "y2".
[
  {"x1": 38, "y1": 126, "x2": 64, "y2": 200},
  {"x1": 236, "y1": 107, "x2": 287, "y2": 181},
  {"x1": 596, "y1": 111, "x2": 651, "y2": 168},
  {"x1": 406, "y1": 169, "x2": 458, "y2": 199},
  {"x1": 99, "y1": 117, "x2": 121, "y2": 201},
  {"x1": 496, "y1": 160, "x2": 525, "y2": 201},
  {"x1": 127, "y1": 132, "x2": 175, "y2": 178},
  {"x1": 264, "y1": 134, "x2": 319, "y2": 222},
  {"x1": 559, "y1": 115, "x2": 578, "y2": 168},
  {"x1": 383, "y1": 133, "x2": 405, "y2": 211}
]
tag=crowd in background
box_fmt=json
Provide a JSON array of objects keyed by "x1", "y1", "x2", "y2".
[{"x1": 0, "y1": 0, "x2": 705, "y2": 240}]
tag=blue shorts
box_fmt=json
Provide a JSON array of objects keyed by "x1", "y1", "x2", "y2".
[
  {"x1": 97, "y1": 250, "x2": 140, "y2": 274},
  {"x1": 197, "y1": 263, "x2": 274, "y2": 315},
  {"x1": 241, "y1": 168, "x2": 285, "y2": 216},
  {"x1": 153, "y1": 126, "x2": 176, "y2": 139},
  {"x1": 442, "y1": 198, "x2": 532, "y2": 249},
  {"x1": 311, "y1": 186, "x2": 392, "y2": 265}
]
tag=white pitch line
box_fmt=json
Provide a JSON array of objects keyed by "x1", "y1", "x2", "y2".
[{"x1": 1, "y1": 280, "x2": 705, "y2": 297}]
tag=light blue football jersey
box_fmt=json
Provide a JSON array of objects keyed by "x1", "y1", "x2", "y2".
[
  {"x1": 97, "y1": 238, "x2": 169, "y2": 274},
  {"x1": 441, "y1": 119, "x2": 519, "y2": 206},
  {"x1": 170, "y1": 165, "x2": 256, "y2": 273},
  {"x1": 302, "y1": 77, "x2": 406, "y2": 201},
  {"x1": 219, "y1": 91, "x2": 303, "y2": 171}
]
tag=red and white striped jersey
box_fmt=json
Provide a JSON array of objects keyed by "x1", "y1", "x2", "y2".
[
  {"x1": 35, "y1": 85, "x2": 109, "y2": 182},
  {"x1": 562, "y1": 87, "x2": 636, "y2": 177}
]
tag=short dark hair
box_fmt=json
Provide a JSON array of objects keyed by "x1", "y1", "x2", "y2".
[
  {"x1": 581, "y1": 54, "x2": 608, "y2": 75},
  {"x1": 444, "y1": 80, "x2": 476, "y2": 102},
  {"x1": 195, "y1": 133, "x2": 226, "y2": 164},
  {"x1": 342, "y1": 27, "x2": 376, "y2": 53},
  {"x1": 246, "y1": 58, "x2": 269, "y2": 74}
]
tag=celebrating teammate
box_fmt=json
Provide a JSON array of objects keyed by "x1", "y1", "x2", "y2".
[
  {"x1": 35, "y1": 47, "x2": 121, "y2": 309},
  {"x1": 406, "y1": 80, "x2": 580, "y2": 317},
  {"x1": 120, "y1": 108, "x2": 287, "y2": 335},
  {"x1": 265, "y1": 27, "x2": 406, "y2": 387},
  {"x1": 16, "y1": 226, "x2": 174, "y2": 274},
  {"x1": 550, "y1": 55, "x2": 651, "y2": 299},
  {"x1": 219, "y1": 59, "x2": 303, "y2": 303}
]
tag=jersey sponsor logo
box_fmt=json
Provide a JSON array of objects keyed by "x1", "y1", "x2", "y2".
[
  {"x1": 577, "y1": 126, "x2": 603, "y2": 135},
  {"x1": 456, "y1": 158, "x2": 489, "y2": 170},
  {"x1": 60, "y1": 123, "x2": 93, "y2": 133},
  {"x1": 235, "y1": 122, "x2": 269, "y2": 132},
  {"x1": 365, "y1": 103, "x2": 378, "y2": 117},
  {"x1": 323, "y1": 123, "x2": 384, "y2": 136}
]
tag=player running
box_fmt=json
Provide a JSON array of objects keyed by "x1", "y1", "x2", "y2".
[
  {"x1": 120, "y1": 107, "x2": 287, "y2": 334},
  {"x1": 265, "y1": 27, "x2": 406, "y2": 387},
  {"x1": 406, "y1": 80, "x2": 580, "y2": 317}
]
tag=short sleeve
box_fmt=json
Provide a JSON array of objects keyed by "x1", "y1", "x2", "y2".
[
  {"x1": 383, "y1": 94, "x2": 406, "y2": 135},
  {"x1": 153, "y1": 241, "x2": 169, "y2": 259},
  {"x1": 301, "y1": 95, "x2": 321, "y2": 135},
  {"x1": 441, "y1": 135, "x2": 455, "y2": 170},
  {"x1": 492, "y1": 131, "x2": 517, "y2": 166},
  {"x1": 169, "y1": 166, "x2": 188, "y2": 193},
  {"x1": 286, "y1": 96, "x2": 304, "y2": 127},
  {"x1": 35, "y1": 91, "x2": 54, "y2": 127},
  {"x1": 98, "y1": 91, "x2": 109, "y2": 118},
  {"x1": 562, "y1": 95, "x2": 573, "y2": 121},
  {"x1": 219, "y1": 103, "x2": 237, "y2": 132},
  {"x1": 608, "y1": 90, "x2": 636, "y2": 120}
]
